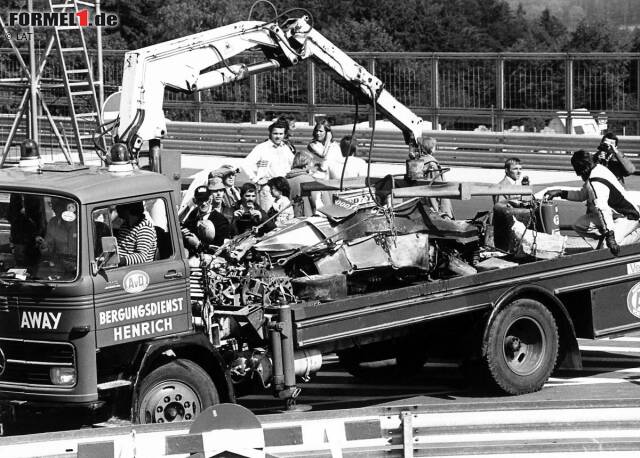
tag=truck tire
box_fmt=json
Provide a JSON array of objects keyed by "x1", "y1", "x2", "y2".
[
  {"x1": 135, "y1": 359, "x2": 219, "y2": 424},
  {"x1": 484, "y1": 299, "x2": 558, "y2": 395}
]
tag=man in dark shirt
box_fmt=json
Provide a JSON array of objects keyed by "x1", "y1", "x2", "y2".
[
  {"x1": 231, "y1": 182, "x2": 275, "y2": 236},
  {"x1": 595, "y1": 132, "x2": 635, "y2": 185},
  {"x1": 182, "y1": 179, "x2": 234, "y2": 254}
]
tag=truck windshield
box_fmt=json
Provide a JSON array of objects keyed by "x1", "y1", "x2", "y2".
[{"x1": 0, "y1": 192, "x2": 78, "y2": 282}]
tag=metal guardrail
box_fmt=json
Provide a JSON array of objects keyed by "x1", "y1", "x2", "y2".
[
  {"x1": 3, "y1": 399, "x2": 640, "y2": 457},
  {"x1": 164, "y1": 120, "x2": 640, "y2": 171},
  {"x1": 2, "y1": 114, "x2": 639, "y2": 172}
]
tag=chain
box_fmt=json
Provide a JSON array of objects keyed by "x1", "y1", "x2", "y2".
[{"x1": 529, "y1": 201, "x2": 538, "y2": 257}]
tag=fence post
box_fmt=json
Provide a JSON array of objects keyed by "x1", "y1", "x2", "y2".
[
  {"x1": 431, "y1": 55, "x2": 439, "y2": 130},
  {"x1": 249, "y1": 74, "x2": 258, "y2": 124},
  {"x1": 637, "y1": 57, "x2": 640, "y2": 135},
  {"x1": 307, "y1": 60, "x2": 316, "y2": 125},
  {"x1": 401, "y1": 411, "x2": 414, "y2": 458},
  {"x1": 565, "y1": 55, "x2": 574, "y2": 134},
  {"x1": 495, "y1": 55, "x2": 504, "y2": 132},
  {"x1": 194, "y1": 91, "x2": 202, "y2": 123}
]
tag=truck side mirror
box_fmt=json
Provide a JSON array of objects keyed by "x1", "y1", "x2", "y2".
[{"x1": 94, "y1": 236, "x2": 120, "y2": 273}]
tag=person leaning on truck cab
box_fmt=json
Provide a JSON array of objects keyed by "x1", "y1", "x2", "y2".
[
  {"x1": 115, "y1": 201, "x2": 158, "y2": 266},
  {"x1": 545, "y1": 150, "x2": 640, "y2": 256}
]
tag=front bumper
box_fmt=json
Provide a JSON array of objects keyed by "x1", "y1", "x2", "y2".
[{"x1": 0, "y1": 399, "x2": 105, "y2": 435}]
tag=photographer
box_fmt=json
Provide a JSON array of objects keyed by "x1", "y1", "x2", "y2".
[
  {"x1": 544, "y1": 150, "x2": 640, "y2": 256},
  {"x1": 232, "y1": 183, "x2": 275, "y2": 236},
  {"x1": 595, "y1": 132, "x2": 635, "y2": 185}
]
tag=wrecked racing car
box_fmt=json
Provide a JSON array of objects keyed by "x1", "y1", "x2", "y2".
[{"x1": 191, "y1": 176, "x2": 546, "y2": 315}]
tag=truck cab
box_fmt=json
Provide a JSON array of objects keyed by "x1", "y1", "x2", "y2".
[{"x1": 0, "y1": 162, "x2": 226, "y2": 426}]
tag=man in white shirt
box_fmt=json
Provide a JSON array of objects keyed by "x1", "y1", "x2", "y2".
[
  {"x1": 243, "y1": 120, "x2": 294, "y2": 212},
  {"x1": 493, "y1": 157, "x2": 526, "y2": 204},
  {"x1": 327, "y1": 135, "x2": 368, "y2": 180}
]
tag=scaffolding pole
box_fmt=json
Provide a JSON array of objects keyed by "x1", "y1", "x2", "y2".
[{"x1": 28, "y1": 0, "x2": 38, "y2": 143}]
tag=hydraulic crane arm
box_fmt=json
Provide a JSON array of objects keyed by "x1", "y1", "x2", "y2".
[
  {"x1": 116, "y1": 16, "x2": 423, "y2": 154},
  {"x1": 285, "y1": 17, "x2": 423, "y2": 148}
]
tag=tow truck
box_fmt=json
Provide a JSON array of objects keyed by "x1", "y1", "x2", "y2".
[{"x1": 1, "y1": 13, "x2": 640, "y2": 429}]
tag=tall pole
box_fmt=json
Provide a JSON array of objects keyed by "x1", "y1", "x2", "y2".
[
  {"x1": 96, "y1": 0, "x2": 104, "y2": 110},
  {"x1": 28, "y1": 0, "x2": 38, "y2": 143}
]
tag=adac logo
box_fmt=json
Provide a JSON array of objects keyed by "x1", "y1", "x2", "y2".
[
  {"x1": 626, "y1": 282, "x2": 640, "y2": 319},
  {"x1": 0, "y1": 347, "x2": 6, "y2": 377},
  {"x1": 123, "y1": 270, "x2": 150, "y2": 294}
]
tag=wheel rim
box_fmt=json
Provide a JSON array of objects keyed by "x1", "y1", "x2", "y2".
[
  {"x1": 139, "y1": 380, "x2": 202, "y2": 423},
  {"x1": 501, "y1": 316, "x2": 546, "y2": 376}
]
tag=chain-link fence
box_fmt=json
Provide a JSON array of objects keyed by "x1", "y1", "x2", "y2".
[{"x1": 1, "y1": 48, "x2": 639, "y2": 136}]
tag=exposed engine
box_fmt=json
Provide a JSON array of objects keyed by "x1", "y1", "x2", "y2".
[{"x1": 193, "y1": 198, "x2": 483, "y2": 319}]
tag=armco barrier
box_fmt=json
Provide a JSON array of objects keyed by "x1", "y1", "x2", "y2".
[
  {"x1": 3, "y1": 399, "x2": 640, "y2": 457},
  {"x1": 3, "y1": 114, "x2": 640, "y2": 171},
  {"x1": 164, "y1": 120, "x2": 640, "y2": 172}
]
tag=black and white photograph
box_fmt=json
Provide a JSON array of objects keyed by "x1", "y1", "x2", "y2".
[{"x1": 0, "y1": 0, "x2": 640, "y2": 456}]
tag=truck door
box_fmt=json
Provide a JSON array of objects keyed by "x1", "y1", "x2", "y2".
[
  {"x1": 90, "y1": 196, "x2": 190, "y2": 349},
  {"x1": 589, "y1": 260, "x2": 640, "y2": 337}
]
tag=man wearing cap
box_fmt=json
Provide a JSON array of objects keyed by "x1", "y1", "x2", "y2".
[
  {"x1": 179, "y1": 164, "x2": 240, "y2": 222},
  {"x1": 182, "y1": 178, "x2": 234, "y2": 254},
  {"x1": 211, "y1": 165, "x2": 241, "y2": 208},
  {"x1": 243, "y1": 120, "x2": 294, "y2": 212}
]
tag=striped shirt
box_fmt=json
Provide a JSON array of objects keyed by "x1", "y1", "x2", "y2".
[{"x1": 117, "y1": 217, "x2": 157, "y2": 265}]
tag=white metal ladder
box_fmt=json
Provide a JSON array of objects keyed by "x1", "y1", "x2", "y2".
[{"x1": 49, "y1": 0, "x2": 105, "y2": 164}]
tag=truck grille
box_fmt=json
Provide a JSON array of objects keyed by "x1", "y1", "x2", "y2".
[{"x1": 0, "y1": 338, "x2": 75, "y2": 387}]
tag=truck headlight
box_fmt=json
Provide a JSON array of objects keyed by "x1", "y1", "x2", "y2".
[{"x1": 50, "y1": 367, "x2": 76, "y2": 386}]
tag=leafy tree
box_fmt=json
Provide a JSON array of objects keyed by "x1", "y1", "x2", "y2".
[
  {"x1": 510, "y1": 8, "x2": 568, "y2": 51},
  {"x1": 321, "y1": 19, "x2": 402, "y2": 52},
  {"x1": 565, "y1": 19, "x2": 624, "y2": 52}
]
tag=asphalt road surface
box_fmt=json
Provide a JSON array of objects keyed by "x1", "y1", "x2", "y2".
[
  {"x1": 238, "y1": 334, "x2": 640, "y2": 415},
  {"x1": 5, "y1": 333, "x2": 640, "y2": 439}
]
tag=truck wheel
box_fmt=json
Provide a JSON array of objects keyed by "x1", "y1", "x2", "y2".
[
  {"x1": 135, "y1": 359, "x2": 219, "y2": 424},
  {"x1": 484, "y1": 299, "x2": 558, "y2": 395}
]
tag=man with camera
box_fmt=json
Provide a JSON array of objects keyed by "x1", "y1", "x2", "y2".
[
  {"x1": 595, "y1": 132, "x2": 635, "y2": 185},
  {"x1": 544, "y1": 150, "x2": 640, "y2": 256},
  {"x1": 182, "y1": 179, "x2": 234, "y2": 256},
  {"x1": 231, "y1": 183, "x2": 275, "y2": 236}
]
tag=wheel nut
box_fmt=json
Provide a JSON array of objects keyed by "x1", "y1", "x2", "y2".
[
  {"x1": 158, "y1": 418, "x2": 164, "y2": 423},
  {"x1": 184, "y1": 401, "x2": 191, "y2": 408},
  {"x1": 157, "y1": 406, "x2": 163, "y2": 413},
  {"x1": 175, "y1": 394, "x2": 182, "y2": 401},
  {"x1": 164, "y1": 396, "x2": 170, "y2": 403},
  {"x1": 185, "y1": 414, "x2": 192, "y2": 420}
]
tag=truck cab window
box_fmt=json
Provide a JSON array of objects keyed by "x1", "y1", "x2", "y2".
[
  {"x1": 92, "y1": 198, "x2": 172, "y2": 263},
  {"x1": 0, "y1": 192, "x2": 78, "y2": 281}
]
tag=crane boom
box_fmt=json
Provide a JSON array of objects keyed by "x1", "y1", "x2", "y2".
[{"x1": 115, "y1": 15, "x2": 423, "y2": 155}]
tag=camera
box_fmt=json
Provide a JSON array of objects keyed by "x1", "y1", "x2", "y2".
[
  {"x1": 598, "y1": 142, "x2": 613, "y2": 154},
  {"x1": 596, "y1": 143, "x2": 614, "y2": 165}
]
